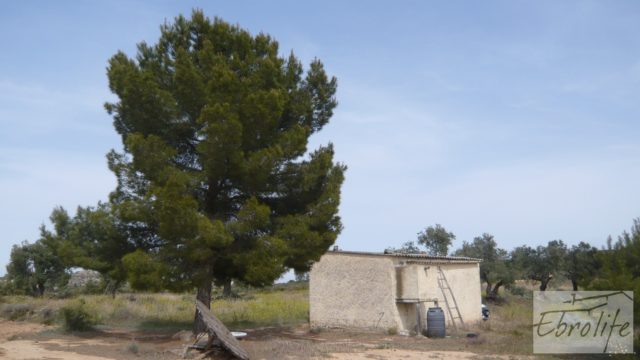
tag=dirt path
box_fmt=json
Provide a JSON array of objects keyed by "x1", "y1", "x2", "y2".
[
  {"x1": 0, "y1": 320, "x2": 46, "y2": 340},
  {"x1": 328, "y1": 349, "x2": 478, "y2": 359},
  {"x1": 327, "y1": 349, "x2": 536, "y2": 359},
  {"x1": 0, "y1": 340, "x2": 116, "y2": 360},
  {"x1": 0, "y1": 320, "x2": 115, "y2": 359},
  {"x1": 0, "y1": 320, "x2": 537, "y2": 359},
  {"x1": 0, "y1": 320, "x2": 189, "y2": 359}
]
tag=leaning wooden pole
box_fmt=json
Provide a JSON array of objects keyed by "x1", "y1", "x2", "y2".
[{"x1": 195, "y1": 300, "x2": 250, "y2": 360}]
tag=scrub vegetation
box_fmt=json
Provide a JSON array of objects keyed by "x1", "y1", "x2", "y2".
[
  {"x1": 1, "y1": 282, "x2": 637, "y2": 359},
  {"x1": 0, "y1": 283, "x2": 309, "y2": 331}
]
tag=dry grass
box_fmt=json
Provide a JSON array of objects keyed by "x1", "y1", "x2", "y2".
[
  {"x1": 472, "y1": 295, "x2": 533, "y2": 354},
  {"x1": 365, "y1": 293, "x2": 550, "y2": 358},
  {"x1": 211, "y1": 289, "x2": 309, "y2": 327},
  {"x1": 7, "y1": 285, "x2": 633, "y2": 358},
  {"x1": 0, "y1": 286, "x2": 309, "y2": 331}
]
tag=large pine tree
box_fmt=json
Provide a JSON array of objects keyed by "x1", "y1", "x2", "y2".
[{"x1": 104, "y1": 11, "x2": 345, "y2": 330}]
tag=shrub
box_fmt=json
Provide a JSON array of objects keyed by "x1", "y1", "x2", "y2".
[
  {"x1": 51, "y1": 287, "x2": 74, "y2": 299},
  {"x1": 507, "y1": 285, "x2": 529, "y2": 297},
  {"x1": 126, "y1": 341, "x2": 139, "y2": 354},
  {"x1": 40, "y1": 307, "x2": 57, "y2": 325},
  {"x1": 82, "y1": 280, "x2": 106, "y2": 295},
  {"x1": 0, "y1": 280, "x2": 15, "y2": 296},
  {"x1": 61, "y1": 302, "x2": 95, "y2": 331},
  {"x1": 1, "y1": 303, "x2": 34, "y2": 321}
]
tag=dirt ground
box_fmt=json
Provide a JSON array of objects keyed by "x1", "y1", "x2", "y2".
[
  {"x1": 0, "y1": 320, "x2": 186, "y2": 359},
  {"x1": 0, "y1": 319, "x2": 540, "y2": 359}
]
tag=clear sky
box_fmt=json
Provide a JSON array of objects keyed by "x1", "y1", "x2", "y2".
[{"x1": 2, "y1": 1, "x2": 640, "y2": 275}]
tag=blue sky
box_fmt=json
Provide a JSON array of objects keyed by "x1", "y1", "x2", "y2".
[{"x1": 2, "y1": 1, "x2": 640, "y2": 274}]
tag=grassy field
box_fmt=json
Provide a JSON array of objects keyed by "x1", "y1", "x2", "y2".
[
  {"x1": 0, "y1": 283, "x2": 309, "y2": 331},
  {"x1": 0, "y1": 282, "x2": 546, "y2": 358},
  {"x1": 1, "y1": 283, "x2": 638, "y2": 359}
]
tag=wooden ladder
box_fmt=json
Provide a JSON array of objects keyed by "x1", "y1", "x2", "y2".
[{"x1": 436, "y1": 266, "x2": 465, "y2": 331}]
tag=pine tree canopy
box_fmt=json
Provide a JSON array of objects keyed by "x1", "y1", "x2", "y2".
[{"x1": 104, "y1": 10, "x2": 345, "y2": 291}]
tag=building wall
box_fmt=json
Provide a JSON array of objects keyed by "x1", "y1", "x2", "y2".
[
  {"x1": 310, "y1": 253, "x2": 482, "y2": 333},
  {"x1": 309, "y1": 253, "x2": 401, "y2": 330},
  {"x1": 411, "y1": 262, "x2": 483, "y2": 327},
  {"x1": 437, "y1": 262, "x2": 483, "y2": 326},
  {"x1": 393, "y1": 262, "x2": 482, "y2": 329},
  {"x1": 395, "y1": 264, "x2": 429, "y2": 331}
]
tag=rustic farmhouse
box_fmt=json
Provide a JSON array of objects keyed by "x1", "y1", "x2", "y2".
[{"x1": 309, "y1": 249, "x2": 482, "y2": 334}]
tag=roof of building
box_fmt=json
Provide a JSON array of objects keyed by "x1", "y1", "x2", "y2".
[{"x1": 325, "y1": 249, "x2": 481, "y2": 263}]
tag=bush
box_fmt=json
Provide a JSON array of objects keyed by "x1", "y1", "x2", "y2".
[
  {"x1": 53, "y1": 280, "x2": 106, "y2": 299},
  {"x1": 61, "y1": 302, "x2": 95, "y2": 331},
  {"x1": 1, "y1": 303, "x2": 34, "y2": 321},
  {"x1": 40, "y1": 307, "x2": 57, "y2": 325},
  {"x1": 81, "y1": 280, "x2": 106, "y2": 295},
  {"x1": 0, "y1": 281, "x2": 17, "y2": 296},
  {"x1": 507, "y1": 285, "x2": 530, "y2": 298},
  {"x1": 51, "y1": 287, "x2": 74, "y2": 299},
  {"x1": 126, "y1": 341, "x2": 139, "y2": 354}
]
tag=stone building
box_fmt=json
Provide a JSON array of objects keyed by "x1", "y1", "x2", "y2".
[{"x1": 309, "y1": 249, "x2": 482, "y2": 334}]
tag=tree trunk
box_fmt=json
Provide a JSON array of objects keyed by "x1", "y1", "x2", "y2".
[
  {"x1": 36, "y1": 282, "x2": 45, "y2": 297},
  {"x1": 539, "y1": 277, "x2": 551, "y2": 291},
  {"x1": 110, "y1": 280, "x2": 121, "y2": 299},
  {"x1": 485, "y1": 280, "x2": 504, "y2": 300},
  {"x1": 193, "y1": 280, "x2": 212, "y2": 335},
  {"x1": 571, "y1": 279, "x2": 578, "y2": 291},
  {"x1": 485, "y1": 281, "x2": 492, "y2": 298},
  {"x1": 222, "y1": 279, "x2": 232, "y2": 298},
  {"x1": 489, "y1": 280, "x2": 504, "y2": 299}
]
